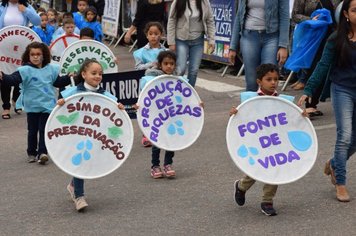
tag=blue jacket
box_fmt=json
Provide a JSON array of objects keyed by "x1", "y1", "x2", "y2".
[
  {"x1": 61, "y1": 82, "x2": 117, "y2": 102},
  {"x1": 1, "y1": 64, "x2": 71, "y2": 113},
  {"x1": 51, "y1": 26, "x2": 80, "y2": 43},
  {"x1": 240, "y1": 91, "x2": 295, "y2": 103},
  {"x1": 133, "y1": 43, "x2": 166, "y2": 70},
  {"x1": 33, "y1": 25, "x2": 55, "y2": 46},
  {"x1": 0, "y1": 4, "x2": 40, "y2": 29},
  {"x1": 230, "y1": 0, "x2": 290, "y2": 51},
  {"x1": 73, "y1": 12, "x2": 84, "y2": 29},
  {"x1": 80, "y1": 21, "x2": 103, "y2": 42}
]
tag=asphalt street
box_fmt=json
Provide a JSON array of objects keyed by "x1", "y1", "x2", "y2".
[{"x1": 0, "y1": 42, "x2": 355, "y2": 236}]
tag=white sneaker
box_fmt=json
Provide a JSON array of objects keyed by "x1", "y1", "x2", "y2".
[
  {"x1": 67, "y1": 184, "x2": 75, "y2": 202},
  {"x1": 75, "y1": 197, "x2": 88, "y2": 211},
  {"x1": 38, "y1": 154, "x2": 49, "y2": 165}
]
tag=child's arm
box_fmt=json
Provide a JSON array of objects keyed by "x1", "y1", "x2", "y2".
[
  {"x1": 95, "y1": 23, "x2": 103, "y2": 42},
  {"x1": 135, "y1": 59, "x2": 156, "y2": 71},
  {"x1": 53, "y1": 73, "x2": 76, "y2": 88},
  {"x1": 0, "y1": 71, "x2": 22, "y2": 86},
  {"x1": 229, "y1": 106, "x2": 238, "y2": 116}
]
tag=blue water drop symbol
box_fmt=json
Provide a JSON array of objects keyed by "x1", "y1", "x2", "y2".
[
  {"x1": 86, "y1": 140, "x2": 93, "y2": 150},
  {"x1": 288, "y1": 131, "x2": 312, "y2": 151},
  {"x1": 248, "y1": 157, "x2": 255, "y2": 165},
  {"x1": 167, "y1": 124, "x2": 176, "y2": 135},
  {"x1": 237, "y1": 145, "x2": 248, "y2": 158},
  {"x1": 177, "y1": 127, "x2": 185, "y2": 135},
  {"x1": 72, "y1": 153, "x2": 82, "y2": 166},
  {"x1": 175, "y1": 120, "x2": 183, "y2": 127},
  {"x1": 83, "y1": 150, "x2": 91, "y2": 160},
  {"x1": 175, "y1": 96, "x2": 182, "y2": 103},
  {"x1": 77, "y1": 141, "x2": 85, "y2": 150},
  {"x1": 249, "y1": 147, "x2": 259, "y2": 156}
]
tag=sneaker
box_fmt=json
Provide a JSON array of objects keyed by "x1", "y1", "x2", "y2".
[
  {"x1": 234, "y1": 180, "x2": 246, "y2": 206},
  {"x1": 38, "y1": 154, "x2": 49, "y2": 165},
  {"x1": 151, "y1": 166, "x2": 163, "y2": 179},
  {"x1": 261, "y1": 202, "x2": 277, "y2": 216},
  {"x1": 27, "y1": 155, "x2": 36, "y2": 163},
  {"x1": 142, "y1": 135, "x2": 152, "y2": 147},
  {"x1": 163, "y1": 165, "x2": 176, "y2": 178},
  {"x1": 67, "y1": 183, "x2": 75, "y2": 202},
  {"x1": 75, "y1": 196, "x2": 88, "y2": 211}
]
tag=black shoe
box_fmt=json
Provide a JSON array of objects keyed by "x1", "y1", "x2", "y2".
[
  {"x1": 234, "y1": 180, "x2": 246, "y2": 206},
  {"x1": 261, "y1": 202, "x2": 277, "y2": 216}
]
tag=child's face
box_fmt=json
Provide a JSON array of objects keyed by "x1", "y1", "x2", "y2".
[
  {"x1": 257, "y1": 71, "x2": 279, "y2": 95},
  {"x1": 29, "y1": 48, "x2": 43, "y2": 67},
  {"x1": 160, "y1": 57, "x2": 175, "y2": 75},
  {"x1": 77, "y1": 1, "x2": 88, "y2": 13},
  {"x1": 47, "y1": 11, "x2": 56, "y2": 22},
  {"x1": 82, "y1": 63, "x2": 103, "y2": 87},
  {"x1": 40, "y1": 15, "x2": 48, "y2": 28},
  {"x1": 63, "y1": 23, "x2": 75, "y2": 35},
  {"x1": 86, "y1": 11, "x2": 96, "y2": 22},
  {"x1": 146, "y1": 26, "x2": 162, "y2": 47}
]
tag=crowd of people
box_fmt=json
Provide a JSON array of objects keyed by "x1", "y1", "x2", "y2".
[{"x1": 0, "y1": 0, "x2": 355, "y2": 218}]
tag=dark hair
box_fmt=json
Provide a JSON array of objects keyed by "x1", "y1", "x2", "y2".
[
  {"x1": 37, "y1": 7, "x2": 46, "y2": 13},
  {"x1": 1, "y1": 0, "x2": 28, "y2": 7},
  {"x1": 63, "y1": 12, "x2": 74, "y2": 19},
  {"x1": 157, "y1": 50, "x2": 177, "y2": 65},
  {"x1": 39, "y1": 12, "x2": 47, "y2": 18},
  {"x1": 80, "y1": 27, "x2": 94, "y2": 39},
  {"x1": 47, "y1": 8, "x2": 58, "y2": 16},
  {"x1": 174, "y1": 0, "x2": 203, "y2": 21},
  {"x1": 76, "y1": 59, "x2": 102, "y2": 84},
  {"x1": 335, "y1": 0, "x2": 356, "y2": 67},
  {"x1": 84, "y1": 6, "x2": 97, "y2": 22},
  {"x1": 77, "y1": 0, "x2": 88, "y2": 4},
  {"x1": 144, "y1": 21, "x2": 164, "y2": 35},
  {"x1": 256, "y1": 64, "x2": 279, "y2": 80},
  {"x1": 22, "y1": 42, "x2": 51, "y2": 67},
  {"x1": 62, "y1": 18, "x2": 75, "y2": 26}
]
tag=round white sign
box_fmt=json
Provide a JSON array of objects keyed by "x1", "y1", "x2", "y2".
[
  {"x1": 45, "y1": 93, "x2": 134, "y2": 179},
  {"x1": 50, "y1": 34, "x2": 79, "y2": 64},
  {"x1": 137, "y1": 75, "x2": 204, "y2": 151},
  {"x1": 59, "y1": 39, "x2": 118, "y2": 76},
  {"x1": 226, "y1": 96, "x2": 318, "y2": 185},
  {"x1": 0, "y1": 25, "x2": 41, "y2": 73}
]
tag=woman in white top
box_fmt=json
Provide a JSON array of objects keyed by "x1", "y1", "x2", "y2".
[{"x1": 0, "y1": 0, "x2": 40, "y2": 119}]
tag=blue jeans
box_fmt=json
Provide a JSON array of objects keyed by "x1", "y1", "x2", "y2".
[
  {"x1": 240, "y1": 30, "x2": 279, "y2": 91},
  {"x1": 330, "y1": 83, "x2": 356, "y2": 185},
  {"x1": 72, "y1": 177, "x2": 84, "y2": 198},
  {"x1": 175, "y1": 35, "x2": 204, "y2": 87},
  {"x1": 26, "y1": 112, "x2": 49, "y2": 156}
]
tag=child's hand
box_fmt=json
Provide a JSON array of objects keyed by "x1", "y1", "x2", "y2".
[
  {"x1": 132, "y1": 103, "x2": 139, "y2": 110},
  {"x1": 57, "y1": 98, "x2": 65, "y2": 106},
  {"x1": 229, "y1": 106, "x2": 238, "y2": 116},
  {"x1": 18, "y1": 4, "x2": 26, "y2": 12},
  {"x1": 199, "y1": 101, "x2": 204, "y2": 109},
  {"x1": 118, "y1": 103, "x2": 125, "y2": 110}
]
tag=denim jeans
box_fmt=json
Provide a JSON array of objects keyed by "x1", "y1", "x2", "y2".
[
  {"x1": 240, "y1": 30, "x2": 279, "y2": 91},
  {"x1": 330, "y1": 83, "x2": 356, "y2": 185},
  {"x1": 27, "y1": 112, "x2": 49, "y2": 156},
  {"x1": 72, "y1": 177, "x2": 84, "y2": 198},
  {"x1": 175, "y1": 35, "x2": 204, "y2": 87},
  {"x1": 151, "y1": 145, "x2": 174, "y2": 168}
]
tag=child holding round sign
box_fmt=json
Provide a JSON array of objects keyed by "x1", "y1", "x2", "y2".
[
  {"x1": 133, "y1": 21, "x2": 166, "y2": 147},
  {"x1": 137, "y1": 50, "x2": 197, "y2": 179},
  {"x1": 230, "y1": 64, "x2": 307, "y2": 216},
  {"x1": 0, "y1": 42, "x2": 73, "y2": 164},
  {"x1": 57, "y1": 59, "x2": 125, "y2": 211}
]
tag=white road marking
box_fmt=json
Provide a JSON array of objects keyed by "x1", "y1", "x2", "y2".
[{"x1": 195, "y1": 78, "x2": 244, "y2": 92}]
